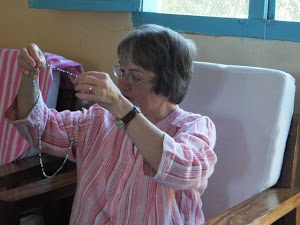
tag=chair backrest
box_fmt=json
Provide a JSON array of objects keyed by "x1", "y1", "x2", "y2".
[
  {"x1": 179, "y1": 61, "x2": 296, "y2": 220},
  {"x1": 0, "y1": 48, "x2": 84, "y2": 164},
  {"x1": 0, "y1": 48, "x2": 53, "y2": 164}
]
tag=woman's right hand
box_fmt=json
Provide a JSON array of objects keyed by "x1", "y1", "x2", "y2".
[
  {"x1": 16, "y1": 43, "x2": 46, "y2": 119},
  {"x1": 18, "y1": 43, "x2": 46, "y2": 75}
]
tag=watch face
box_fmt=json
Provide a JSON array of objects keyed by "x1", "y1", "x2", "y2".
[
  {"x1": 115, "y1": 119, "x2": 126, "y2": 130},
  {"x1": 135, "y1": 106, "x2": 141, "y2": 113}
]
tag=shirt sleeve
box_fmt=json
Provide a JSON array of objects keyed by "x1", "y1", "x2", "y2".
[
  {"x1": 146, "y1": 116, "x2": 217, "y2": 190},
  {"x1": 5, "y1": 94, "x2": 91, "y2": 162}
]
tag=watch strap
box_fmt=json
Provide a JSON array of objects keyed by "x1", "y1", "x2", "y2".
[{"x1": 116, "y1": 106, "x2": 140, "y2": 130}]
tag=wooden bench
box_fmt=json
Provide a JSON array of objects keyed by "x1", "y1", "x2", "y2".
[{"x1": 0, "y1": 154, "x2": 77, "y2": 225}]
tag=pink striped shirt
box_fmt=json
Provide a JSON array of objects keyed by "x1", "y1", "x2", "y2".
[{"x1": 5, "y1": 96, "x2": 217, "y2": 225}]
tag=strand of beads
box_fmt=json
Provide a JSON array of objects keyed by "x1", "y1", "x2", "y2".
[
  {"x1": 33, "y1": 65, "x2": 84, "y2": 178},
  {"x1": 46, "y1": 63, "x2": 78, "y2": 77}
]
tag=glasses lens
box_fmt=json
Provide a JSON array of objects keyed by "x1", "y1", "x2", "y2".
[{"x1": 113, "y1": 66, "x2": 122, "y2": 79}]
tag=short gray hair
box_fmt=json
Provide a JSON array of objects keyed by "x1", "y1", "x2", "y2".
[{"x1": 117, "y1": 24, "x2": 197, "y2": 104}]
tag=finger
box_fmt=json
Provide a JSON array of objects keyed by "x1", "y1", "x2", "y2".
[
  {"x1": 27, "y1": 43, "x2": 45, "y2": 68},
  {"x1": 75, "y1": 91, "x2": 95, "y2": 103},
  {"x1": 37, "y1": 50, "x2": 46, "y2": 69},
  {"x1": 19, "y1": 48, "x2": 37, "y2": 68},
  {"x1": 74, "y1": 73, "x2": 91, "y2": 85},
  {"x1": 74, "y1": 83, "x2": 95, "y2": 93},
  {"x1": 75, "y1": 72, "x2": 108, "y2": 83},
  {"x1": 74, "y1": 73, "x2": 85, "y2": 84},
  {"x1": 18, "y1": 50, "x2": 39, "y2": 75}
]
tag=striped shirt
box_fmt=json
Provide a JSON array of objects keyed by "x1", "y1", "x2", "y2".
[{"x1": 5, "y1": 96, "x2": 217, "y2": 225}]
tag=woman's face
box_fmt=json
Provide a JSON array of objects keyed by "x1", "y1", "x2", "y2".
[{"x1": 117, "y1": 61, "x2": 172, "y2": 121}]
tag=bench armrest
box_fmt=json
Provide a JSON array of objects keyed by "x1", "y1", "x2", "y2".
[{"x1": 204, "y1": 187, "x2": 300, "y2": 225}]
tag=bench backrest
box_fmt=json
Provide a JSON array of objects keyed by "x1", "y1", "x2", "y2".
[{"x1": 180, "y1": 61, "x2": 296, "y2": 220}]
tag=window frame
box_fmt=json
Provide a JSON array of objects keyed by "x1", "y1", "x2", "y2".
[
  {"x1": 133, "y1": 0, "x2": 300, "y2": 42},
  {"x1": 29, "y1": 0, "x2": 300, "y2": 42},
  {"x1": 29, "y1": 0, "x2": 141, "y2": 12}
]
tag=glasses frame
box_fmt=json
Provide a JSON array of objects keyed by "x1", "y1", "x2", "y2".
[{"x1": 112, "y1": 65, "x2": 154, "y2": 85}]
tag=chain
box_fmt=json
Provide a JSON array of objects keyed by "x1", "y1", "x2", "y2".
[
  {"x1": 46, "y1": 63, "x2": 78, "y2": 77},
  {"x1": 33, "y1": 63, "x2": 83, "y2": 178}
]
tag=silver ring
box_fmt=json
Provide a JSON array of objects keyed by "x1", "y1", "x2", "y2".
[{"x1": 89, "y1": 86, "x2": 93, "y2": 94}]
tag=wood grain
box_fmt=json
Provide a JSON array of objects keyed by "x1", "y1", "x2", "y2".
[
  {"x1": 204, "y1": 188, "x2": 300, "y2": 225},
  {"x1": 0, "y1": 154, "x2": 77, "y2": 225},
  {"x1": 275, "y1": 114, "x2": 299, "y2": 188}
]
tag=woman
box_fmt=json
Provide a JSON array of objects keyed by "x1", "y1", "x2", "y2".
[{"x1": 6, "y1": 24, "x2": 217, "y2": 224}]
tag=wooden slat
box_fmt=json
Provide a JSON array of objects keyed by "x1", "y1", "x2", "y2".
[
  {"x1": 0, "y1": 154, "x2": 77, "y2": 224},
  {"x1": 275, "y1": 114, "x2": 300, "y2": 188},
  {"x1": 0, "y1": 170, "x2": 77, "y2": 212},
  {"x1": 204, "y1": 188, "x2": 300, "y2": 225},
  {"x1": 0, "y1": 154, "x2": 76, "y2": 189},
  {"x1": 0, "y1": 155, "x2": 50, "y2": 177},
  {"x1": 0, "y1": 170, "x2": 76, "y2": 202}
]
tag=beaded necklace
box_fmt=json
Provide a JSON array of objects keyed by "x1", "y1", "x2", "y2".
[{"x1": 32, "y1": 63, "x2": 83, "y2": 178}]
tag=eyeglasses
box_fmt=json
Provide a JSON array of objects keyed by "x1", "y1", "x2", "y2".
[{"x1": 112, "y1": 65, "x2": 153, "y2": 85}]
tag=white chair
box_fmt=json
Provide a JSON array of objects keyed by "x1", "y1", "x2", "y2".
[{"x1": 180, "y1": 61, "x2": 299, "y2": 224}]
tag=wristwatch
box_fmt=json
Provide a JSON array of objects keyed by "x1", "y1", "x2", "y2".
[{"x1": 115, "y1": 106, "x2": 141, "y2": 130}]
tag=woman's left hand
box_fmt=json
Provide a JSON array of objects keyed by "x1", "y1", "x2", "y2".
[{"x1": 74, "y1": 71, "x2": 123, "y2": 111}]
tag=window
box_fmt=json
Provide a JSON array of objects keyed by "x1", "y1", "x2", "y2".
[
  {"x1": 275, "y1": 0, "x2": 300, "y2": 22},
  {"x1": 143, "y1": 0, "x2": 250, "y2": 19},
  {"x1": 29, "y1": 0, "x2": 300, "y2": 42}
]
